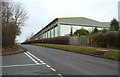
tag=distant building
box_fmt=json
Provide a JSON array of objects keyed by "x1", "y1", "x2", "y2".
[{"x1": 29, "y1": 17, "x2": 110, "y2": 41}]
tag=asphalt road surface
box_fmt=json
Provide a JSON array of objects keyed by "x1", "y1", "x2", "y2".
[{"x1": 2, "y1": 45, "x2": 119, "y2": 76}]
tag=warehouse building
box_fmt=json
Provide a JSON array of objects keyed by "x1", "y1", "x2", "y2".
[{"x1": 29, "y1": 17, "x2": 110, "y2": 41}]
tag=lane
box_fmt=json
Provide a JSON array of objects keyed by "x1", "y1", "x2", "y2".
[
  {"x1": 2, "y1": 51, "x2": 60, "y2": 76},
  {"x1": 24, "y1": 52, "x2": 40, "y2": 64},
  {"x1": 22, "y1": 45, "x2": 119, "y2": 75},
  {"x1": 2, "y1": 52, "x2": 34, "y2": 66}
]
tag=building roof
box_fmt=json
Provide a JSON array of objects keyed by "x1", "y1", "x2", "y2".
[
  {"x1": 58, "y1": 17, "x2": 109, "y2": 27},
  {"x1": 29, "y1": 17, "x2": 110, "y2": 40}
]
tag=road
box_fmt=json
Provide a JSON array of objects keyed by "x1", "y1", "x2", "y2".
[{"x1": 2, "y1": 45, "x2": 119, "y2": 76}]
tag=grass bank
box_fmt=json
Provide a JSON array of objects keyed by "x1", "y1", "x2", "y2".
[{"x1": 34, "y1": 44, "x2": 120, "y2": 61}]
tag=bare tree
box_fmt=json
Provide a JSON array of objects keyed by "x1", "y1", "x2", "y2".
[{"x1": 2, "y1": 1, "x2": 28, "y2": 48}]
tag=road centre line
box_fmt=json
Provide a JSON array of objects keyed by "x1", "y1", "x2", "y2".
[
  {"x1": 50, "y1": 68, "x2": 56, "y2": 72},
  {"x1": 24, "y1": 52, "x2": 39, "y2": 64},
  {"x1": 1, "y1": 64, "x2": 43, "y2": 68},
  {"x1": 46, "y1": 65, "x2": 50, "y2": 68}
]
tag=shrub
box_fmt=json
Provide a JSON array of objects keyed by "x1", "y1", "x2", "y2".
[
  {"x1": 74, "y1": 28, "x2": 89, "y2": 36},
  {"x1": 93, "y1": 31, "x2": 120, "y2": 49}
]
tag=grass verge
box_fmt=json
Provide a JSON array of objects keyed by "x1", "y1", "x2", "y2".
[{"x1": 34, "y1": 44, "x2": 120, "y2": 61}]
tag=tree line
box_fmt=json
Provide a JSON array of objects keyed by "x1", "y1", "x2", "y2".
[
  {"x1": 2, "y1": 1, "x2": 28, "y2": 49},
  {"x1": 72, "y1": 18, "x2": 119, "y2": 49},
  {"x1": 73, "y1": 18, "x2": 119, "y2": 36}
]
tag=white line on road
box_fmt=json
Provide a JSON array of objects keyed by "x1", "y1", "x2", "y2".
[
  {"x1": 40, "y1": 61, "x2": 43, "y2": 62},
  {"x1": 26, "y1": 51, "x2": 46, "y2": 65},
  {"x1": 46, "y1": 65, "x2": 51, "y2": 68},
  {"x1": 26, "y1": 51, "x2": 40, "y2": 60},
  {"x1": 58, "y1": 74, "x2": 63, "y2": 77},
  {"x1": 42, "y1": 62, "x2": 46, "y2": 64},
  {"x1": 51, "y1": 68, "x2": 56, "y2": 72},
  {"x1": 1, "y1": 63, "x2": 43, "y2": 68},
  {"x1": 24, "y1": 52, "x2": 39, "y2": 64},
  {"x1": 25, "y1": 51, "x2": 63, "y2": 77}
]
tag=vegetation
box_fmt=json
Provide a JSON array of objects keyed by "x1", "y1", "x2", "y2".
[
  {"x1": 70, "y1": 26, "x2": 73, "y2": 36},
  {"x1": 22, "y1": 36, "x2": 69, "y2": 45},
  {"x1": 74, "y1": 28, "x2": 89, "y2": 36},
  {"x1": 34, "y1": 44, "x2": 120, "y2": 61},
  {"x1": 93, "y1": 31, "x2": 120, "y2": 49},
  {"x1": 91, "y1": 27, "x2": 108, "y2": 34},
  {"x1": 92, "y1": 18, "x2": 119, "y2": 49},
  {"x1": 99, "y1": 28, "x2": 108, "y2": 33},
  {"x1": 110, "y1": 18, "x2": 119, "y2": 31},
  {"x1": 92, "y1": 27, "x2": 98, "y2": 34},
  {"x1": 2, "y1": 1, "x2": 28, "y2": 49}
]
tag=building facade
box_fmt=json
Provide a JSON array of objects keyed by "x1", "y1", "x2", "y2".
[{"x1": 29, "y1": 17, "x2": 110, "y2": 41}]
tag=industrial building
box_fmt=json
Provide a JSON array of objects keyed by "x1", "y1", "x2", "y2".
[{"x1": 29, "y1": 17, "x2": 110, "y2": 41}]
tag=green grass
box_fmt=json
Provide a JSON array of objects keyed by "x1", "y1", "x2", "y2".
[
  {"x1": 34, "y1": 43, "x2": 120, "y2": 61},
  {"x1": 105, "y1": 50, "x2": 120, "y2": 60}
]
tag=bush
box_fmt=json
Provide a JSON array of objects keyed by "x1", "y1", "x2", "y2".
[
  {"x1": 93, "y1": 31, "x2": 120, "y2": 49},
  {"x1": 74, "y1": 28, "x2": 89, "y2": 36}
]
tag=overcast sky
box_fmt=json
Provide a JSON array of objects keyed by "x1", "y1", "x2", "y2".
[{"x1": 15, "y1": 0, "x2": 120, "y2": 42}]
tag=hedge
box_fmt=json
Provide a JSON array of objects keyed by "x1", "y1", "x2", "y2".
[
  {"x1": 22, "y1": 36, "x2": 69, "y2": 45},
  {"x1": 93, "y1": 31, "x2": 120, "y2": 49}
]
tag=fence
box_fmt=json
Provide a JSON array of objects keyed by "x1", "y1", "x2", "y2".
[{"x1": 69, "y1": 36, "x2": 87, "y2": 46}]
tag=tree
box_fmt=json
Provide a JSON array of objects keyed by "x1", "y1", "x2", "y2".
[
  {"x1": 70, "y1": 26, "x2": 73, "y2": 36},
  {"x1": 110, "y1": 18, "x2": 119, "y2": 31},
  {"x1": 100, "y1": 28, "x2": 108, "y2": 33},
  {"x1": 74, "y1": 28, "x2": 89, "y2": 36},
  {"x1": 91, "y1": 27, "x2": 98, "y2": 34},
  {"x1": 2, "y1": 1, "x2": 28, "y2": 48}
]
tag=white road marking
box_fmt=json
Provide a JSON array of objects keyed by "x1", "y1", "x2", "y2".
[
  {"x1": 1, "y1": 64, "x2": 43, "y2": 68},
  {"x1": 3, "y1": 50, "x2": 63, "y2": 76},
  {"x1": 42, "y1": 62, "x2": 46, "y2": 64},
  {"x1": 26, "y1": 51, "x2": 40, "y2": 60},
  {"x1": 51, "y1": 68, "x2": 56, "y2": 72},
  {"x1": 24, "y1": 52, "x2": 39, "y2": 64},
  {"x1": 25, "y1": 51, "x2": 60, "y2": 74},
  {"x1": 26, "y1": 51, "x2": 46, "y2": 64},
  {"x1": 40, "y1": 61, "x2": 43, "y2": 62},
  {"x1": 37, "y1": 59, "x2": 41, "y2": 61},
  {"x1": 46, "y1": 65, "x2": 50, "y2": 68},
  {"x1": 36, "y1": 63, "x2": 40, "y2": 65},
  {"x1": 58, "y1": 74, "x2": 62, "y2": 77}
]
